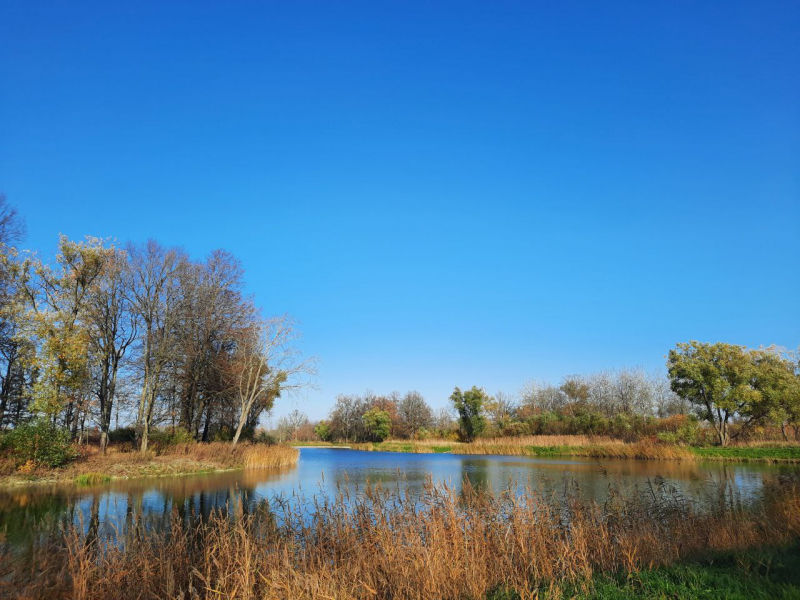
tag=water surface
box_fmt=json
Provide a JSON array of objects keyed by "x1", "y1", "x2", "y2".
[{"x1": 2, "y1": 448, "x2": 796, "y2": 547}]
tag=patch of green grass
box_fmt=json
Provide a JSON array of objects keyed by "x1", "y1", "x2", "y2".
[
  {"x1": 524, "y1": 445, "x2": 590, "y2": 458},
  {"x1": 487, "y1": 543, "x2": 800, "y2": 599},
  {"x1": 432, "y1": 446, "x2": 452, "y2": 453},
  {"x1": 75, "y1": 472, "x2": 111, "y2": 485},
  {"x1": 690, "y1": 446, "x2": 800, "y2": 462}
]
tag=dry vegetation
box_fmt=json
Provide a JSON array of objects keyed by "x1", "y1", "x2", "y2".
[
  {"x1": 0, "y1": 443, "x2": 299, "y2": 486},
  {"x1": 349, "y1": 436, "x2": 800, "y2": 462},
  {"x1": 3, "y1": 477, "x2": 799, "y2": 599}
]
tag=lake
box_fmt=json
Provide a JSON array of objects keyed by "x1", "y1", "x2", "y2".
[{"x1": 2, "y1": 447, "x2": 797, "y2": 548}]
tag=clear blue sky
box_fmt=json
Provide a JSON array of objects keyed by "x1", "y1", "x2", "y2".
[{"x1": 1, "y1": 1, "x2": 798, "y2": 420}]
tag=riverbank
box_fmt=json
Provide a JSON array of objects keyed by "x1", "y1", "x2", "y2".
[
  {"x1": 338, "y1": 436, "x2": 800, "y2": 463},
  {"x1": 0, "y1": 442, "x2": 299, "y2": 487}
]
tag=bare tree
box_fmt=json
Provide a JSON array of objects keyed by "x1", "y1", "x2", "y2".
[
  {"x1": 229, "y1": 315, "x2": 315, "y2": 445},
  {"x1": 88, "y1": 247, "x2": 136, "y2": 453},
  {"x1": 127, "y1": 240, "x2": 186, "y2": 453},
  {"x1": 276, "y1": 409, "x2": 310, "y2": 441},
  {"x1": 329, "y1": 394, "x2": 368, "y2": 442},
  {"x1": 397, "y1": 390, "x2": 433, "y2": 437}
]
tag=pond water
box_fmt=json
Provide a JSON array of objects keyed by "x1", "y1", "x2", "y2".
[{"x1": 2, "y1": 448, "x2": 797, "y2": 548}]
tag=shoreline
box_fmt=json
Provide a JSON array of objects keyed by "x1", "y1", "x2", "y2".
[
  {"x1": 0, "y1": 443, "x2": 299, "y2": 488},
  {"x1": 296, "y1": 440, "x2": 800, "y2": 464}
]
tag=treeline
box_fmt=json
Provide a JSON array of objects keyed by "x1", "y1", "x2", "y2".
[
  {"x1": 0, "y1": 195, "x2": 312, "y2": 452},
  {"x1": 311, "y1": 344, "x2": 799, "y2": 446},
  {"x1": 311, "y1": 369, "x2": 689, "y2": 444}
]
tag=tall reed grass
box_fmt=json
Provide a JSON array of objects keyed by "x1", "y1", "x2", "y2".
[
  {"x1": 161, "y1": 441, "x2": 299, "y2": 469},
  {"x1": 4, "y1": 477, "x2": 799, "y2": 599},
  {"x1": 354, "y1": 436, "x2": 695, "y2": 460}
]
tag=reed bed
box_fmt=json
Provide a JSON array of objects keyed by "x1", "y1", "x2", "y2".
[
  {"x1": 353, "y1": 437, "x2": 695, "y2": 460},
  {"x1": 456, "y1": 441, "x2": 693, "y2": 460},
  {"x1": 4, "y1": 477, "x2": 800, "y2": 599},
  {"x1": 469, "y1": 435, "x2": 622, "y2": 447},
  {"x1": 157, "y1": 442, "x2": 299, "y2": 469}
]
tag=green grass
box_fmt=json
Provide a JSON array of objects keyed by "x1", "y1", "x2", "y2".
[
  {"x1": 75, "y1": 472, "x2": 111, "y2": 485},
  {"x1": 488, "y1": 543, "x2": 800, "y2": 599},
  {"x1": 690, "y1": 446, "x2": 800, "y2": 462}
]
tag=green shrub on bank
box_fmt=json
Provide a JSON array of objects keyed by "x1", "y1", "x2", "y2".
[
  {"x1": 253, "y1": 430, "x2": 277, "y2": 445},
  {"x1": 108, "y1": 427, "x2": 137, "y2": 444},
  {"x1": 148, "y1": 427, "x2": 195, "y2": 447},
  {"x1": 1, "y1": 420, "x2": 77, "y2": 468}
]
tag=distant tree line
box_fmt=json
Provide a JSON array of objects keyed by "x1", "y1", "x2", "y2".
[
  {"x1": 0, "y1": 195, "x2": 313, "y2": 452},
  {"x1": 313, "y1": 346, "x2": 799, "y2": 446}
]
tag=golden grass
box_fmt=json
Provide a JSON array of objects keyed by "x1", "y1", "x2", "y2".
[
  {"x1": 470, "y1": 434, "x2": 623, "y2": 447},
  {"x1": 352, "y1": 436, "x2": 694, "y2": 460},
  {"x1": 5, "y1": 478, "x2": 800, "y2": 599}
]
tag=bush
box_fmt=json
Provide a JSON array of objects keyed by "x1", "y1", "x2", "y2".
[
  {"x1": 313, "y1": 421, "x2": 331, "y2": 442},
  {"x1": 657, "y1": 417, "x2": 701, "y2": 445},
  {"x1": 108, "y1": 427, "x2": 137, "y2": 444},
  {"x1": 212, "y1": 426, "x2": 235, "y2": 442},
  {"x1": 1, "y1": 420, "x2": 77, "y2": 468},
  {"x1": 252, "y1": 430, "x2": 277, "y2": 445}
]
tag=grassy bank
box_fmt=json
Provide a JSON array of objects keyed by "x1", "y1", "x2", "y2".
[
  {"x1": 349, "y1": 435, "x2": 800, "y2": 463},
  {"x1": 0, "y1": 442, "x2": 299, "y2": 487},
  {"x1": 490, "y1": 543, "x2": 800, "y2": 599},
  {"x1": 4, "y1": 476, "x2": 799, "y2": 599}
]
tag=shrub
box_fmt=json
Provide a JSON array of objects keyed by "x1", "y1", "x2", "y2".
[
  {"x1": 657, "y1": 417, "x2": 701, "y2": 445},
  {"x1": 1, "y1": 420, "x2": 77, "y2": 468},
  {"x1": 362, "y1": 408, "x2": 391, "y2": 442},
  {"x1": 253, "y1": 430, "x2": 277, "y2": 445},
  {"x1": 108, "y1": 427, "x2": 137, "y2": 444},
  {"x1": 212, "y1": 426, "x2": 235, "y2": 442},
  {"x1": 313, "y1": 421, "x2": 331, "y2": 442}
]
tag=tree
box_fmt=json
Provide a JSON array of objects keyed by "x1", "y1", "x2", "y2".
[
  {"x1": 314, "y1": 420, "x2": 331, "y2": 442},
  {"x1": 450, "y1": 386, "x2": 489, "y2": 441},
  {"x1": 485, "y1": 391, "x2": 517, "y2": 426},
  {"x1": 88, "y1": 247, "x2": 136, "y2": 453},
  {"x1": 276, "y1": 409, "x2": 309, "y2": 442},
  {"x1": 127, "y1": 240, "x2": 186, "y2": 453},
  {"x1": 228, "y1": 315, "x2": 314, "y2": 445},
  {"x1": 174, "y1": 250, "x2": 254, "y2": 441},
  {"x1": 362, "y1": 407, "x2": 391, "y2": 442},
  {"x1": 0, "y1": 195, "x2": 32, "y2": 429},
  {"x1": 328, "y1": 394, "x2": 368, "y2": 442},
  {"x1": 667, "y1": 341, "x2": 759, "y2": 446},
  {"x1": 649, "y1": 370, "x2": 688, "y2": 417},
  {"x1": 397, "y1": 390, "x2": 432, "y2": 437},
  {"x1": 751, "y1": 347, "x2": 799, "y2": 440},
  {"x1": 560, "y1": 376, "x2": 590, "y2": 405},
  {"x1": 24, "y1": 236, "x2": 115, "y2": 435}
]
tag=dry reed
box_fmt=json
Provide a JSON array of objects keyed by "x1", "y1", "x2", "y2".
[{"x1": 4, "y1": 476, "x2": 799, "y2": 599}]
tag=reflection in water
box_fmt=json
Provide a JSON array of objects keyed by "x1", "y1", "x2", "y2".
[{"x1": 1, "y1": 448, "x2": 797, "y2": 550}]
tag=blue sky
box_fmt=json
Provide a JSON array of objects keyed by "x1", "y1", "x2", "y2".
[{"x1": 1, "y1": 1, "x2": 798, "y2": 420}]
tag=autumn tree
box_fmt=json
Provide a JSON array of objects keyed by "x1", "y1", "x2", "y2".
[
  {"x1": 328, "y1": 394, "x2": 369, "y2": 442},
  {"x1": 127, "y1": 240, "x2": 186, "y2": 453},
  {"x1": 0, "y1": 194, "x2": 32, "y2": 428},
  {"x1": 87, "y1": 247, "x2": 136, "y2": 452},
  {"x1": 228, "y1": 315, "x2": 314, "y2": 445},
  {"x1": 24, "y1": 236, "x2": 115, "y2": 435},
  {"x1": 397, "y1": 390, "x2": 432, "y2": 438},
  {"x1": 276, "y1": 409, "x2": 310, "y2": 442}
]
